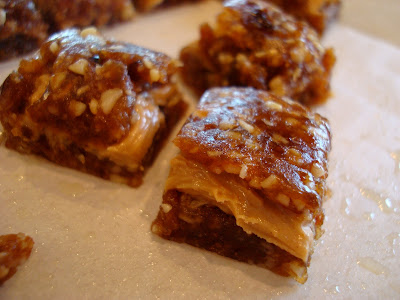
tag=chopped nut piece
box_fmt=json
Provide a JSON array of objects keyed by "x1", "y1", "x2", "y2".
[
  {"x1": 49, "y1": 41, "x2": 59, "y2": 54},
  {"x1": 50, "y1": 72, "x2": 67, "y2": 90},
  {"x1": 161, "y1": 203, "x2": 172, "y2": 213},
  {"x1": 143, "y1": 58, "x2": 153, "y2": 69},
  {"x1": 80, "y1": 27, "x2": 99, "y2": 38},
  {"x1": 311, "y1": 162, "x2": 326, "y2": 178},
  {"x1": 100, "y1": 88, "x2": 123, "y2": 114},
  {"x1": 69, "y1": 100, "x2": 87, "y2": 117},
  {"x1": 0, "y1": 8, "x2": 5, "y2": 26},
  {"x1": 276, "y1": 193, "x2": 290, "y2": 206},
  {"x1": 265, "y1": 101, "x2": 283, "y2": 111},
  {"x1": 30, "y1": 74, "x2": 50, "y2": 104},
  {"x1": 150, "y1": 69, "x2": 161, "y2": 82},
  {"x1": 239, "y1": 164, "x2": 248, "y2": 179},
  {"x1": 89, "y1": 99, "x2": 99, "y2": 115},
  {"x1": 77, "y1": 85, "x2": 90, "y2": 96},
  {"x1": 238, "y1": 119, "x2": 254, "y2": 134},
  {"x1": 68, "y1": 59, "x2": 89, "y2": 75},
  {"x1": 261, "y1": 174, "x2": 279, "y2": 189}
]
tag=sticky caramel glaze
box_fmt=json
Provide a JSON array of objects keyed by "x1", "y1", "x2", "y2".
[
  {"x1": 174, "y1": 87, "x2": 330, "y2": 217},
  {"x1": 0, "y1": 233, "x2": 34, "y2": 285},
  {"x1": 179, "y1": 0, "x2": 336, "y2": 105},
  {"x1": 152, "y1": 190, "x2": 309, "y2": 283},
  {"x1": 0, "y1": 0, "x2": 48, "y2": 61}
]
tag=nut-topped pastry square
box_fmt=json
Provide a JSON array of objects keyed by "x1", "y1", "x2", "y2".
[
  {"x1": 0, "y1": 27, "x2": 185, "y2": 186},
  {"x1": 152, "y1": 87, "x2": 331, "y2": 283},
  {"x1": 180, "y1": 0, "x2": 336, "y2": 105}
]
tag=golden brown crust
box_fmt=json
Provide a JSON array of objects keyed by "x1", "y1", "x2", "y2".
[
  {"x1": 0, "y1": 233, "x2": 34, "y2": 285},
  {"x1": 152, "y1": 190, "x2": 308, "y2": 283},
  {"x1": 179, "y1": 0, "x2": 336, "y2": 105},
  {"x1": 174, "y1": 87, "x2": 331, "y2": 213},
  {"x1": 268, "y1": 0, "x2": 342, "y2": 35},
  {"x1": 34, "y1": 0, "x2": 135, "y2": 31},
  {"x1": 0, "y1": 28, "x2": 185, "y2": 186},
  {"x1": 0, "y1": 0, "x2": 48, "y2": 61}
]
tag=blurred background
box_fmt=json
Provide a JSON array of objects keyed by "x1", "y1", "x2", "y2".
[{"x1": 341, "y1": 0, "x2": 400, "y2": 46}]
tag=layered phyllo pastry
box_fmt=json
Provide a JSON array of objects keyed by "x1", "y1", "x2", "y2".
[{"x1": 152, "y1": 87, "x2": 331, "y2": 283}]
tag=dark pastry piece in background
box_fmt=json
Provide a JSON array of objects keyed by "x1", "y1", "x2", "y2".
[
  {"x1": 33, "y1": 0, "x2": 135, "y2": 31},
  {"x1": 0, "y1": 0, "x2": 48, "y2": 61},
  {"x1": 269, "y1": 0, "x2": 342, "y2": 35},
  {"x1": 180, "y1": 0, "x2": 336, "y2": 106}
]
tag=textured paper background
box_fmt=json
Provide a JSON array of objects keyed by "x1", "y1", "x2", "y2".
[{"x1": 1, "y1": 1, "x2": 399, "y2": 298}]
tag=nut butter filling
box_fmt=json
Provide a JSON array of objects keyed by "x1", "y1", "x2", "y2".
[{"x1": 165, "y1": 154, "x2": 315, "y2": 262}]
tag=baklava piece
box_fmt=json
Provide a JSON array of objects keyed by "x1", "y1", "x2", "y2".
[
  {"x1": 269, "y1": 0, "x2": 341, "y2": 35},
  {"x1": 34, "y1": 0, "x2": 135, "y2": 31},
  {"x1": 0, "y1": 0, "x2": 48, "y2": 61},
  {"x1": 0, "y1": 27, "x2": 185, "y2": 187},
  {"x1": 152, "y1": 87, "x2": 331, "y2": 283},
  {"x1": 0, "y1": 233, "x2": 34, "y2": 285},
  {"x1": 180, "y1": 0, "x2": 336, "y2": 105}
]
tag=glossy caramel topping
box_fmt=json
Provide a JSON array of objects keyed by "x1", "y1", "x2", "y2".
[
  {"x1": 0, "y1": 28, "x2": 178, "y2": 147},
  {"x1": 174, "y1": 87, "x2": 331, "y2": 213}
]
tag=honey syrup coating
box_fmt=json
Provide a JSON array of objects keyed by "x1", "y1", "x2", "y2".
[
  {"x1": 33, "y1": 0, "x2": 135, "y2": 31},
  {"x1": 0, "y1": 0, "x2": 48, "y2": 61},
  {"x1": 269, "y1": 0, "x2": 342, "y2": 35},
  {"x1": 174, "y1": 87, "x2": 331, "y2": 214},
  {"x1": 0, "y1": 27, "x2": 179, "y2": 147},
  {"x1": 180, "y1": 0, "x2": 336, "y2": 105},
  {"x1": 0, "y1": 233, "x2": 34, "y2": 285}
]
